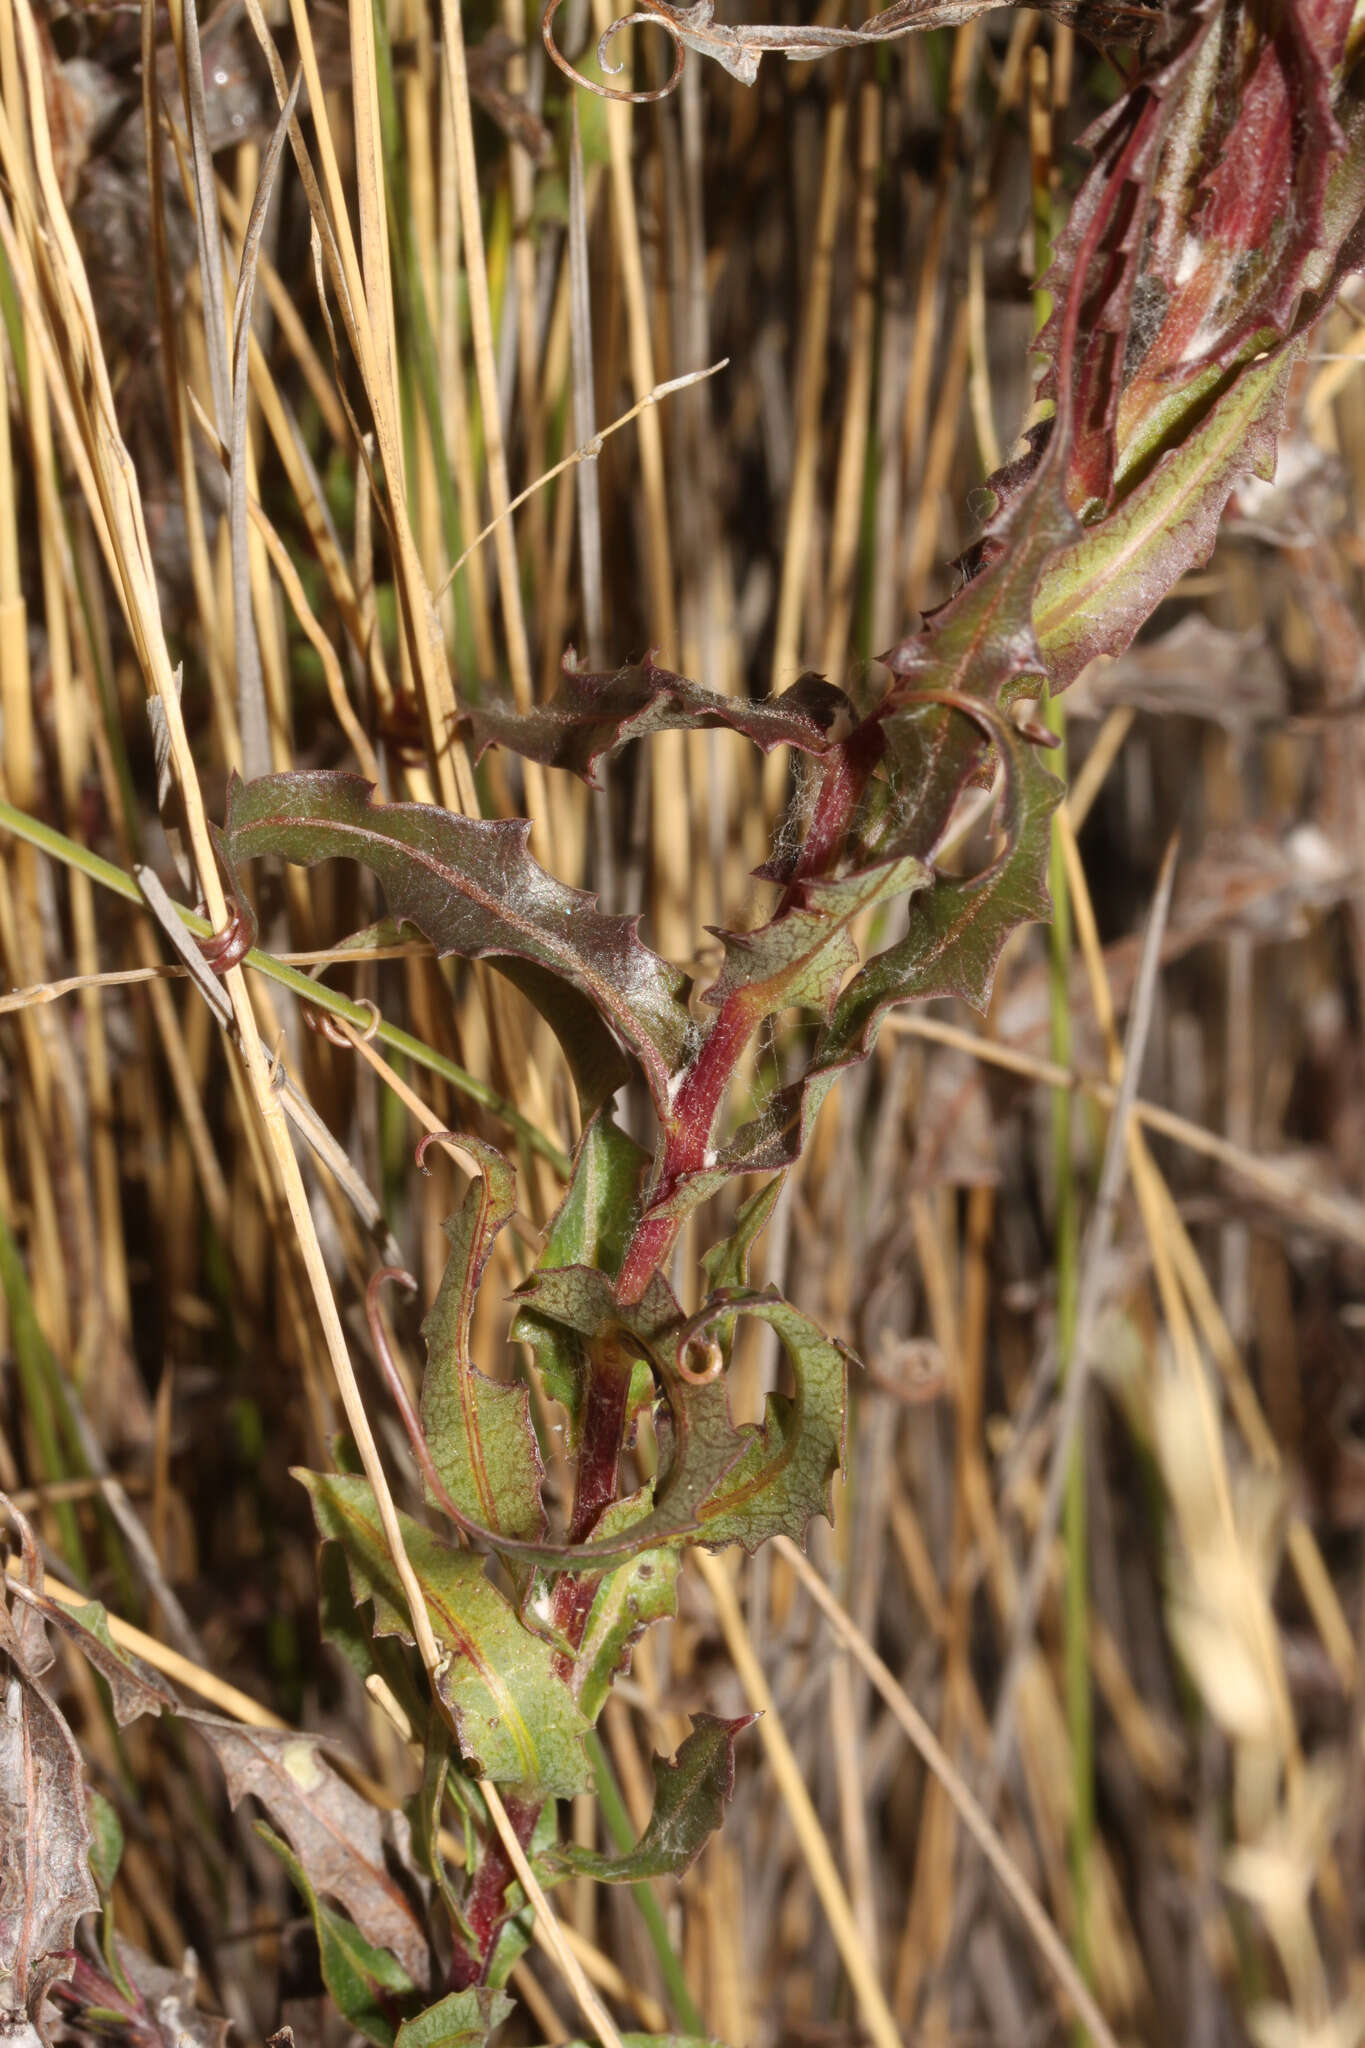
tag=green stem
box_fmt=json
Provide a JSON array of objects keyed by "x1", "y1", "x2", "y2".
[
  {"x1": 584, "y1": 1729, "x2": 709, "y2": 2037},
  {"x1": 0, "y1": 798, "x2": 570, "y2": 1174}
]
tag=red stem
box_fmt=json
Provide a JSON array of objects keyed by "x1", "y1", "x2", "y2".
[
  {"x1": 448, "y1": 1791, "x2": 541, "y2": 1986},
  {"x1": 616, "y1": 723, "x2": 883, "y2": 1304}
]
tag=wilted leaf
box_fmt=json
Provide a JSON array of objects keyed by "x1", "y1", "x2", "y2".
[
  {"x1": 28, "y1": 1591, "x2": 176, "y2": 1725},
  {"x1": 216, "y1": 771, "x2": 693, "y2": 1120},
  {"x1": 298, "y1": 1472, "x2": 592, "y2": 1797},
  {"x1": 465, "y1": 658, "x2": 849, "y2": 784},
  {"x1": 112, "y1": 1940, "x2": 232, "y2": 2048},
  {"x1": 548, "y1": 1715, "x2": 753, "y2": 1882},
  {"x1": 395, "y1": 1988, "x2": 513, "y2": 2048},
  {"x1": 193, "y1": 1719, "x2": 430, "y2": 1983},
  {"x1": 1082, "y1": 616, "x2": 1285, "y2": 731},
  {"x1": 545, "y1": 0, "x2": 1152, "y2": 96},
  {"x1": 0, "y1": 1601, "x2": 99, "y2": 2033},
  {"x1": 49, "y1": 1941, "x2": 231, "y2": 2048},
  {"x1": 420, "y1": 1139, "x2": 545, "y2": 1546},
  {"x1": 258, "y1": 1823, "x2": 415, "y2": 2048}
]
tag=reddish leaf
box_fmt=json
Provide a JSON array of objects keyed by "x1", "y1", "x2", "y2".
[
  {"x1": 464, "y1": 659, "x2": 851, "y2": 785},
  {"x1": 216, "y1": 771, "x2": 693, "y2": 1120}
]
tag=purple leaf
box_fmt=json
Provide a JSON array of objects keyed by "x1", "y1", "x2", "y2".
[
  {"x1": 216, "y1": 771, "x2": 693, "y2": 1120},
  {"x1": 464, "y1": 658, "x2": 851, "y2": 785}
]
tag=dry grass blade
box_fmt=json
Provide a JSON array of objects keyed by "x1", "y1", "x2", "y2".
[
  {"x1": 982, "y1": 835, "x2": 1181, "y2": 1807},
  {"x1": 227, "y1": 67, "x2": 303, "y2": 778},
  {"x1": 3, "y1": 5, "x2": 1360, "y2": 2045},
  {"x1": 773, "y1": 1536, "x2": 1123, "y2": 2048}
]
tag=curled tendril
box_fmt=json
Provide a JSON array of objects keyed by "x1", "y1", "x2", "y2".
[
  {"x1": 414, "y1": 1128, "x2": 465, "y2": 1174},
  {"x1": 542, "y1": 0, "x2": 686, "y2": 103},
  {"x1": 676, "y1": 1335, "x2": 725, "y2": 1385},
  {"x1": 302, "y1": 995, "x2": 381, "y2": 1049},
  {"x1": 198, "y1": 901, "x2": 254, "y2": 974}
]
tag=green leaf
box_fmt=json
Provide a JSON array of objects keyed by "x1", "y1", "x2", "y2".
[
  {"x1": 719, "y1": 705, "x2": 1061, "y2": 1182},
  {"x1": 507, "y1": 1282, "x2": 847, "y2": 1566},
  {"x1": 700, "y1": 1179, "x2": 783, "y2": 1300},
  {"x1": 216, "y1": 770, "x2": 693, "y2": 1120},
  {"x1": 698, "y1": 1177, "x2": 785, "y2": 1369},
  {"x1": 406, "y1": 1705, "x2": 469, "y2": 1934},
  {"x1": 548, "y1": 1716, "x2": 753, "y2": 1884},
  {"x1": 257, "y1": 1822, "x2": 415, "y2": 2048},
  {"x1": 512, "y1": 1269, "x2": 749, "y2": 1562},
  {"x1": 511, "y1": 1109, "x2": 650, "y2": 1434},
  {"x1": 394, "y1": 1989, "x2": 513, "y2": 2048},
  {"x1": 572, "y1": 1496, "x2": 680, "y2": 1722},
  {"x1": 85, "y1": 1789, "x2": 123, "y2": 1897},
  {"x1": 1034, "y1": 349, "x2": 1295, "y2": 684},
  {"x1": 420, "y1": 1138, "x2": 545, "y2": 1545},
  {"x1": 1001, "y1": 0, "x2": 1365, "y2": 681},
  {"x1": 702, "y1": 856, "x2": 929, "y2": 1024},
  {"x1": 687, "y1": 1291, "x2": 847, "y2": 1553},
  {"x1": 297, "y1": 1471, "x2": 592, "y2": 1797}
]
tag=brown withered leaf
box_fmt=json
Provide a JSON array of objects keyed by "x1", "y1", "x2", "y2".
[
  {"x1": 192, "y1": 1719, "x2": 430, "y2": 1985},
  {"x1": 29, "y1": 1592, "x2": 177, "y2": 1727},
  {"x1": 1078, "y1": 617, "x2": 1286, "y2": 732},
  {"x1": 115, "y1": 1939, "x2": 233, "y2": 2048},
  {"x1": 545, "y1": 0, "x2": 1158, "y2": 99},
  {"x1": 0, "y1": 1507, "x2": 98, "y2": 2042}
]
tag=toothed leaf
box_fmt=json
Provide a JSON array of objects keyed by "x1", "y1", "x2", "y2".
[
  {"x1": 548, "y1": 1715, "x2": 753, "y2": 1883},
  {"x1": 395, "y1": 1990, "x2": 513, "y2": 2048},
  {"x1": 420, "y1": 1139, "x2": 545, "y2": 1545},
  {"x1": 193, "y1": 1720, "x2": 430, "y2": 1983},
  {"x1": 297, "y1": 1472, "x2": 592, "y2": 1797},
  {"x1": 216, "y1": 770, "x2": 693, "y2": 1119},
  {"x1": 465, "y1": 658, "x2": 850, "y2": 784}
]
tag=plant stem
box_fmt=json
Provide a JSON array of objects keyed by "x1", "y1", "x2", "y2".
[
  {"x1": 615, "y1": 724, "x2": 883, "y2": 1302},
  {"x1": 0, "y1": 797, "x2": 570, "y2": 1172}
]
